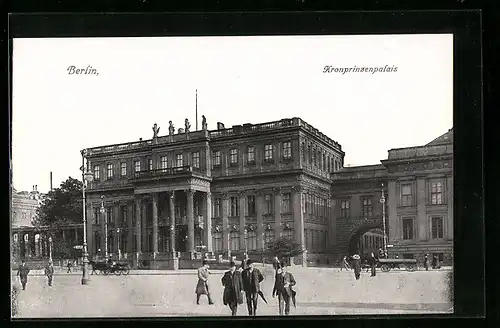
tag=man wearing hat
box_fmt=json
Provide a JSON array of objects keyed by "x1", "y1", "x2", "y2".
[
  {"x1": 272, "y1": 261, "x2": 297, "y2": 315},
  {"x1": 242, "y1": 259, "x2": 264, "y2": 316},
  {"x1": 17, "y1": 260, "x2": 30, "y2": 290},
  {"x1": 195, "y1": 260, "x2": 214, "y2": 305},
  {"x1": 221, "y1": 261, "x2": 244, "y2": 316},
  {"x1": 45, "y1": 261, "x2": 55, "y2": 286},
  {"x1": 351, "y1": 254, "x2": 362, "y2": 280}
]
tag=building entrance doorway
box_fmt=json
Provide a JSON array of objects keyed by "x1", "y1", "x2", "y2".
[{"x1": 175, "y1": 225, "x2": 188, "y2": 252}]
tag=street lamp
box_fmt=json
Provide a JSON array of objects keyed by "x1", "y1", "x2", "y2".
[
  {"x1": 117, "y1": 228, "x2": 121, "y2": 261},
  {"x1": 81, "y1": 149, "x2": 94, "y2": 285},
  {"x1": 48, "y1": 236, "x2": 53, "y2": 262},
  {"x1": 243, "y1": 228, "x2": 248, "y2": 258},
  {"x1": 380, "y1": 183, "x2": 388, "y2": 256},
  {"x1": 100, "y1": 195, "x2": 108, "y2": 261}
]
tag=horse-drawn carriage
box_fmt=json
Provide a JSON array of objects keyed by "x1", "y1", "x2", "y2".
[
  {"x1": 377, "y1": 258, "x2": 418, "y2": 272},
  {"x1": 89, "y1": 260, "x2": 130, "y2": 276}
]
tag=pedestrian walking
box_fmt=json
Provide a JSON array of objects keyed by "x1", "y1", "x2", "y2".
[
  {"x1": 272, "y1": 256, "x2": 280, "y2": 271},
  {"x1": 17, "y1": 260, "x2": 30, "y2": 290},
  {"x1": 195, "y1": 260, "x2": 214, "y2": 305},
  {"x1": 351, "y1": 254, "x2": 361, "y2": 280},
  {"x1": 432, "y1": 255, "x2": 437, "y2": 269},
  {"x1": 369, "y1": 252, "x2": 377, "y2": 277},
  {"x1": 272, "y1": 261, "x2": 297, "y2": 316},
  {"x1": 67, "y1": 261, "x2": 73, "y2": 273},
  {"x1": 45, "y1": 261, "x2": 55, "y2": 286},
  {"x1": 423, "y1": 254, "x2": 429, "y2": 271},
  {"x1": 242, "y1": 259, "x2": 264, "y2": 316},
  {"x1": 340, "y1": 256, "x2": 351, "y2": 271},
  {"x1": 221, "y1": 261, "x2": 245, "y2": 316}
]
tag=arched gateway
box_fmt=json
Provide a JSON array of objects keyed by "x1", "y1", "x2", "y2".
[{"x1": 334, "y1": 216, "x2": 383, "y2": 261}]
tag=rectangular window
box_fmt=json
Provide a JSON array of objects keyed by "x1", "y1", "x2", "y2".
[
  {"x1": 282, "y1": 229, "x2": 293, "y2": 240},
  {"x1": 247, "y1": 146, "x2": 255, "y2": 163},
  {"x1": 264, "y1": 230, "x2": 275, "y2": 246},
  {"x1": 94, "y1": 207, "x2": 100, "y2": 224},
  {"x1": 212, "y1": 232, "x2": 223, "y2": 252},
  {"x1": 107, "y1": 164, "x2": 113, "y2": 180},
  {"x1": 160, "y1": 156, "x2": 168, "y2": 171},
  {"x1": 192, "y1": 152, "x2": 200, "y2": 168},
  {"x1": 431, "y1": 216, "x2": 444, "y2": 239},
  {"x1": 120, "y1": 205, "x2": 127, "y2": 226},
  {"x1": 94, "y1": 165, "x2": 100, "y2": 180},
  {"x1": 247, "y1": 195, "x2": 256, "y2": 216},
  {"x1": 264, "y1": 194, "x2": 273, "y2": 215},
  {"x1": 431, "y1": 181, "x2": 443, "y2": 205},
  {"x1": 281, "y1": 193, "x2": 291, "y2": 213},
  {"x1": 107, "y1": 207, "x2": 113, "y2": 224},
  {"x1": 229, "y1": 231, "x2": 239, "y2": 251},
  {"x1": 213, "y1": 150, "x2": 221, "y2": 167},
  {"x1": 264, "y1": 144, "x2": 274, "y2": 162},
  {"x1": 283, "y1": 141, "x2": 292, "y2": 159},
  {"x1": 176, "y1": 154, "x2": 183, "y2": 167},
  {"x1": 402, "y1": 218, "x2": 414, "y2": 240},
  {"x1": 362, "y1": 198, "x2": 373, "y2": 218},
  {"x1": 230, "y1": 197, "x2": 239, "y2": 217},
  {"x1": 212, "y1": 198, "x2": 221, "y2": 217},
  {"x1": 148, "y1": 159, "x2": 153, "y2": 171},
  {"x1": 120, "y1": 162, "x2": 127, "y2": 177},
  {"x1": 134, "y1": 160, "x2": 141, "y2": 172},
  {"x1": 229, "y1": 148, "x2": 238, "y2": 165},
  {"x1": 247, "y1": 231, "x2": 257, "y2": 250},
  {"x1": 401, "y1": 183, "x2": 413, "y2": 206},
  {"x1": 340, "y1": 200, "x2": 350, "y2": 219}
]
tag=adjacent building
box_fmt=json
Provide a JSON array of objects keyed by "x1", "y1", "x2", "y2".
[{"x1": 84, "y1": 117, "x2": 344, "y2": 268}]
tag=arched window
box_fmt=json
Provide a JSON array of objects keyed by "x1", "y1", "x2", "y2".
[{"x1": 229, "y1": 231, "x2": 239, "y2": 251}]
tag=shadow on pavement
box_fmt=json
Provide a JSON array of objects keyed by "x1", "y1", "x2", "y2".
[{"x1": 298, "y1": 301, "x2": 452, "y2": 312}]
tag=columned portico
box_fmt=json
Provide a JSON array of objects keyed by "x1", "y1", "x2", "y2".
[
  {"x1": 186, "y1": 189, "x2": 195, "y2": 255},
  {"x1": 152, "y1": 193, "x2": 159, "y2": 254},
  {"x1": 169, "y1": 192, "x2": 176, "y2": 254},
  {"x1": 204, "y1": 192, "x2": 213, "y2": 252}
]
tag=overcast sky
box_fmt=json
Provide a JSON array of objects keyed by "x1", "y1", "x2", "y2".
[{"x1": 12, "y1": 34, "x2": 453, "y2": 193}]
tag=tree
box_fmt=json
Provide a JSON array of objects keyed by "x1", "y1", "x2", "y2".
[
  {"x1": 34, "y1": 176, "x2": 83, "y2": 228},
  {"x1": 265, "y1": 236, "x2": 305, "y2": 264}
]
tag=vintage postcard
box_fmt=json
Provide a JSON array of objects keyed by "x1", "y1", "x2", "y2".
[{"x1": 11, "y1": 33, "x2": 454, "y2": 318}]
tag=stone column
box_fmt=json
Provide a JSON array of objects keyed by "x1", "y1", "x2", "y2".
[
  {"x1": 100, "y1": 204, "x2": 106, "y2": 255},
  {"x1": 87, "y1": 203, "x2": 94, "y2": 255},
  {"x1": 256, "y1": 191, "x2": 264, "y2": 250},
  {"x1": 446, "y1": 175, "x2": 453, "y2": 239},
  {"x1": 126, "y1": 202, "x2": 134, "y2": 254},
  {"x1": 75, "y1": 227, "x2": 78, "y2": 244},
  {"x1": 293, "y1": 186, "x2": 306, "y2": 266},
  {"x1": 387, "y1": 179, "x2": 398, "y2": 244},
  {"x1": 416, "y1": 178, "x2": 427, "y2": 241},
  {"x1": 169, "y1": 191, "x2": 176, "y2": 254},
  {"x1": 152, "y1": 193, "x2": 159, "y2": 254},
  {"x1": 141, "y1": 200, "x2": 147, "y2": 252},
  {"x1": 239, "y1": 192, "x2": 246, "y2": 250},
  {"x1": 135, "y1": 197, "x2": 142, "y2": 255},
  {"x1": 186, "y1": 189, "x2": 195, "y2": 255},
  {"x1": 221, "y1": 193, "x2": 229, "y2": 255},
  {"x1": 204, "y1": 192, "x2": 213, "y2": 252},
  {"x1": 274, "y1": 188, "x2": 282, "y2": 237}
]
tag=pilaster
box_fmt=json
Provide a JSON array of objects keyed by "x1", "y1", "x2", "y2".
[
  {"x1": 239, "y1": 192, "x2": 246, "y2": 250},
  {"x1": 274, "y1": 188, "x2": 282, "y2": 237},
  {"x1": 204, "y1": 192, "x2": 213, "y2": 252}
]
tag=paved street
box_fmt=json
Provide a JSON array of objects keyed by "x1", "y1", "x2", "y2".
[{"x1": 12, "y1": 266, "x2": 453, "y2": 318}]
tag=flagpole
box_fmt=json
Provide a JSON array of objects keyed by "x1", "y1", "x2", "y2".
[{"x1": 195, "y1": 89, "x2": 198, "y2": 131}]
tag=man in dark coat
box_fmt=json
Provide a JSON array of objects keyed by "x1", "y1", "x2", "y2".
[
  {"x1": 432, "y1": 255, "x2": 438, "y2": 269},
  {"x1": 17, "y1": 260, "x2": 30, "y2": 290},
  {"x1": 368, "y1": 252, "x2": 377, "y2": 277},
  {"x1": 423, "y1": 254, "x2": 429, "y2": 271},
  {"x1": 351, "y1": 254, "x2": 361, "y2": 280},
  {"x1": 272, "y1": 261, "x2": 297, "y2": 316},
  {"x1": 242, "y1": 259, "x2": 264, "y2": 316},
  {"x1": 45, "y1": 261, "x2": 55, "y2": 286},
  {"x1": 221, "y1": 261, "x2": 244, "y2": 316}
]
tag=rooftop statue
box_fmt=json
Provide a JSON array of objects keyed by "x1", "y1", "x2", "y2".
[
  {"x1": 202, "y1": 115, "x2": 207, "y2": 131},
  {"x1": 185, "y1": 119, "x2": 191, "y2": 133},
  {"x1": 169, "y1": 121, "x2": 175, "y2": 136},
  {"x1": 152, "y1": 123, "x2": 160, "y2": 139}
]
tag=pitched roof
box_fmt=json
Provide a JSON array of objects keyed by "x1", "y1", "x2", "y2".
[{"x1": 426, "y1": 128, "x2": 453, "y2": 146}]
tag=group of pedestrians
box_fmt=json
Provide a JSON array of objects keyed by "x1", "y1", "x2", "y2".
[{"x1": 195, "y1": 257, "x2": 298, "y2": 316}]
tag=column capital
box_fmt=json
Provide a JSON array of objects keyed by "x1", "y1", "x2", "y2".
[
  {"x1": 272, "y1": 187, "x2": 282, "y2": 195},
  {"x1": 237, "y1": 190, "x2": 245, "y2": 198},
  {"x1": 221, "y1": 192, "x2": 229, "y2": 200},
  {"x1": 255, "y1": 190, "x2": 264, "y2": 197},
  {"x1": 291, "y1": 185, "x2": 303, "y2": 193},
  {"x1": 202, "y1": 192, "x2": 212, "y2": 200},
  {"x1": 186, "y1": 189, "x2": 195, "y2": 197},
  {"x1": 168, "y1": 191, "x2": 176, "y2": 199}
]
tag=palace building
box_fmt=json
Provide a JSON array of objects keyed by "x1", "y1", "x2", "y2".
[{"x1": 83, "y1": 117, "x2": 344, "y2": 268}]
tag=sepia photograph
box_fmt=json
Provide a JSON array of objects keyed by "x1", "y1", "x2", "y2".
[{"x1": 10, "y1": 33, "x2": 454, "y2": 318}]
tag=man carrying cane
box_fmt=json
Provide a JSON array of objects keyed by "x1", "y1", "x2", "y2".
[
  {"x1": 272, "y1": 261, "x2": 297, "y2": 316},
  {"x1": 242, "y1": 259, "x2": 264, "y2": 316},
  {"x1": 45, "y1": 261, "x2": 54, "y2": 286},
  {"x1": 195, "y1": 260, "x2": 214, "y2": 305}
]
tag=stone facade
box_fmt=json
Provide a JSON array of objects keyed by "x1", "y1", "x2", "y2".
[
  {"x1": 331, "y1": 129, "x2": 453, "y2": 266},
  {"x1": 83, "y1": 117, "x2": 344, "y2": 268}
]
